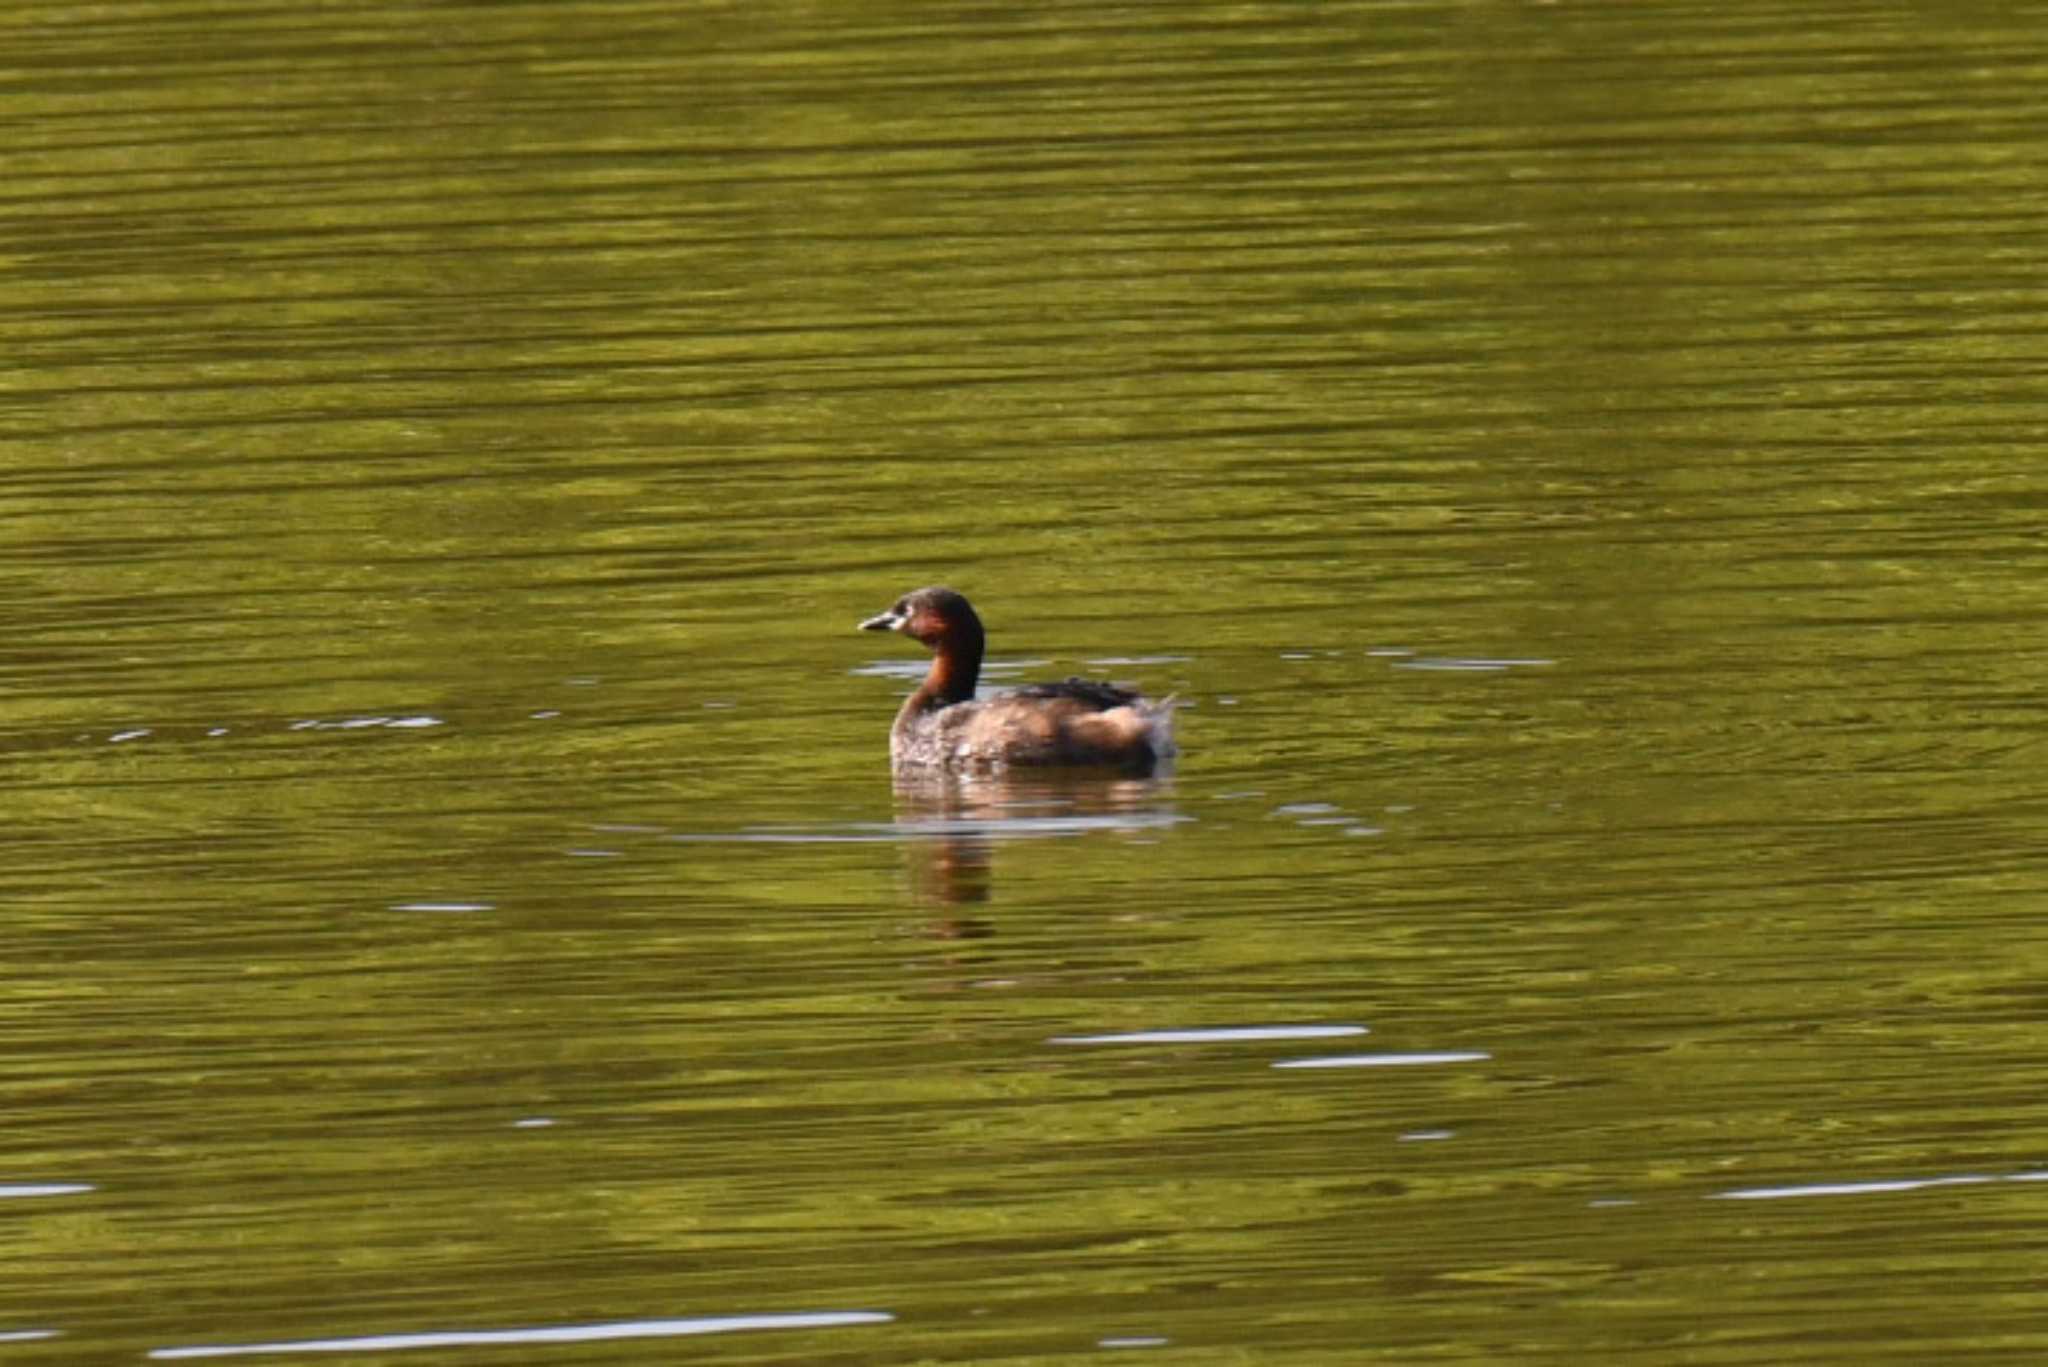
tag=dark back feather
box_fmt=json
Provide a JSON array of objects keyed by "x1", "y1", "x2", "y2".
[{"x1": 1006, "y1": 676, "x2": 1141, "y2": 711}]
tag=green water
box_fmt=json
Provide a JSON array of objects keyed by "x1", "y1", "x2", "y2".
[{"x1": 8, "y1": 0, "x2": 2048, "y2": 1361}]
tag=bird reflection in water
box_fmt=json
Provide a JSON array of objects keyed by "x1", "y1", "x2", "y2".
[{"x1": 887, "y1": 766, "x2": 1184, "y2": 933}]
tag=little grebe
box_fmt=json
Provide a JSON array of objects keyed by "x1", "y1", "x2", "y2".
[{"x1": 859, "y1": 587, "x2": 1176, "y2": 772}]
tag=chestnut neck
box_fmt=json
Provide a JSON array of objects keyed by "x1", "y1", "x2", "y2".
[{"x1": 908, "y1": 620, "x2": 984, "y2": 712}]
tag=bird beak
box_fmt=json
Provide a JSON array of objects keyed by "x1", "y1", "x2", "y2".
[{"x1": 858, "y1": 609, "x2": 905, "y2": 633}]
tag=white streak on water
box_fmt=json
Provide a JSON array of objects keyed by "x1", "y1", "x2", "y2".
[
  {"x1": 149, "y1": 1311, "x2": 895, "y2": 1359},
  {"x1": 1714, "y1": 1171, "x2": 2048, "y2": 1201}
]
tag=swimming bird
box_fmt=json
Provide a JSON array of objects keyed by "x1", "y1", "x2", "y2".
[{"x1": 859, "y1": 586, "x2": 1176, "y2": 772}]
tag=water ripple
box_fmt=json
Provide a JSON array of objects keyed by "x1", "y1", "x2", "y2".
[{"x1": 149, "y1": 1311, "x2": 896, "y2": 1360}]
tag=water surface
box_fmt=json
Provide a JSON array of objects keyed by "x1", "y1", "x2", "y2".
[{"x1": 8, "y1": 0, "x2": 2048, "y2": 1361}]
